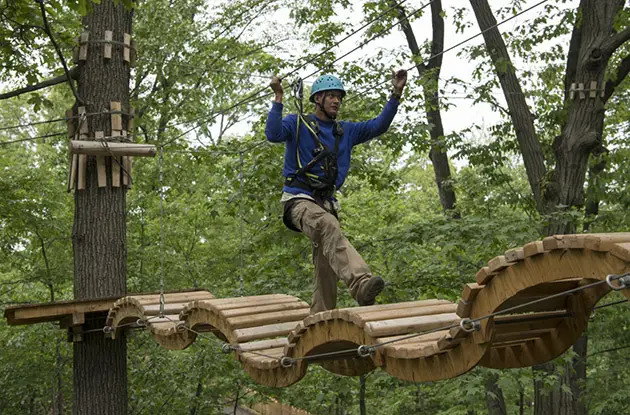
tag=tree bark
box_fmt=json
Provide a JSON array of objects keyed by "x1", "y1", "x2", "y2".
[
  {"x1": 484, "y1": 372, "x2": 507, "y2": 415},
  {"x1": 394, "y1": 0, "x2": 458, "y2": 215},
  {"x1": 469, "y1": 0, "x2": 546, "y2": 211},
  {"x1": 72, "y1": 1, "x2": 132, "y2": 414}
]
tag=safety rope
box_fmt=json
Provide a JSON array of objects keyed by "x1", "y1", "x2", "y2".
[{"x1": 158, "y1": 147, "x2": 166, "y2": 317}]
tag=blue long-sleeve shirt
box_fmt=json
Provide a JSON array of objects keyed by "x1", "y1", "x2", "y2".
[{"x1": 265, "y1": 97, "x2": 399, "y2": 197}]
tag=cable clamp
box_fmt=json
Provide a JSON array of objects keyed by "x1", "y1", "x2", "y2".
[
  {"x1": 175, "y1": 321, "x2": 187, "y2": 333},
  {"x1": 606, "y1": 273, "x2": 630, "y2": 291},
  {"x1": 102, "y1": 326, "x2": 113, "y2": 334},
  {"x1": 280, "y1": 356, "x2": 295, "y2": 368},
  {"x1": 221, "y1": 343, "x2": 236, "y2": 354},
  {"x1": 460, "y1": 318, "x2": 481, "y2": 333},
  {"x1": 357, "y1": 345, "x2": 375, "y2": 358},
  {"x1": 136, "y1": 318, "x2": 147, "y2": 327}
]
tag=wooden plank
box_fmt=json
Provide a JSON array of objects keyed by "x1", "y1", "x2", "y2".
[
  {"x1": 456, "y1": 299, "x2": 472, "y2": 318},
  {"x1": 235, "y1": 338, "x2": 288, "y2": 352},
  {"x1": 79, "y1": 31, "x2": 89, "y2": 60},
  {"x1": 584, "y1": 233, "x2": 630, "y2": 252},
  {"x1": 123, "y1": 33, "x2": 131, "y2": 62},
  {"x1": 365, "y1": 313, "x2": 460, "y2": 337},
  {"x1": 111, "y1": 157, "x2": 121, "y2": 187},
  {"x1": 475, "y1": 266, "x2": 495, "y2": 285},
  {"x1": 227, "y1": 309, "x2": 310, "y2": 330},
  {"x1": 494, "y1": 311, "x2": 569, "y2": 334},
  {"x1": 130, "y1": 290, "x2": 213, "y2": 305},
  {"x1": 6, "y1": 298, "x2": 117, "y2": 325},
  {"x1": 494, "y1": 328, "x2": 554, "y2": 343},
  {"x1": 104, "y1": 30, "x2": 113, "y2": 59},
  {"x1": 496, "y1": 295, "x2": 567, "y2": 313},
  {"x1": 462, "y1": 283, "x2": 483, "y2": 302},
  {"x1": 341, "y1": 299, "x2": 451, "y2": 315},
  {"x1": 611, "y1": 242, "x2": 630, "y2": 262},
  {"x1": 122, "y1": 156, "x2": 130, "y2": 186},
  {"x1": 204, "y1": 294, "x2": 297, "y2": 307},
  {"x1": 68, "y1": 154, "x2": 78, "y2": 191},
  {"x1": 233, "y1": 321, "x2": 300, "y2": 342},
  {"x1": 523, "y1": 241, "x2": 545, "y2": 257},
  {"x1": 514, "y1": 278, "x2": 581, "y2": 297},
  {"x1": 348, "y1": 303, "x2": 457, "y2": 326},
  {"x1": 504, "y1": 247, "x2": 524, "y2": 263},
  {"x1": 77, "y1": 154, "x2": 87, "y2": 190},
  {"x1": 385, "y1": 340, "x2": 441, "y2": 359},
  {"x1": 221, "y1": 301, "x2": 309, "y2": 318},
  {"x1": 375, "y1": 330, "x2": 448, "y2": 346},
  {"x1": 488, "y1": 255, "x2": 514, "y2": 274}
]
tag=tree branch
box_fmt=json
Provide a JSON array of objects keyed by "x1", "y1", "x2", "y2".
[
  {"x1": 602, "y1": 25, "x2": 630, "y2": 56},
  {"x1": 37, "y1": 0, "x2": 84, "y2": 105},
  {"x1": 604, "y1": 53, "x2": 630, "y2": 101},
  {"x1": 0, "y1": 67, "x2": 78, "y2": 100},
  {"x1": 563, "y1": 0, "x2": 584, "y2": 101}
]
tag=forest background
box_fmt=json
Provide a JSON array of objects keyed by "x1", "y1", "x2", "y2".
[{"x1": 1, "y1": 0, "x2": 629, "y2": 414}]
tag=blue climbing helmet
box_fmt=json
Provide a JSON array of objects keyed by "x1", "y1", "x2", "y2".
[{"x1": 309, "y1": 74, "x2": 346, "y2": 102}]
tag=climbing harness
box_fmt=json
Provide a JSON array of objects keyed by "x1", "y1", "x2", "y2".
[{"x1": 284, "y1": 78, "x2": 344, "y2": 201}]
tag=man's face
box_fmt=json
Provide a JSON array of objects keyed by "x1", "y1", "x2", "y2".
[{"x1": 316, "y1": 90, "x2": 343, "y2": 118}]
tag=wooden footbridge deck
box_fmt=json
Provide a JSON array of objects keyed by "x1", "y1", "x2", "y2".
[{"x1": 5, "y1": 233, "x2": 630, "y2": 387}]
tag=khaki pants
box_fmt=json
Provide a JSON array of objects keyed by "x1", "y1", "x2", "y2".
[{"x1": 287, "y1": 199, "x2": 371, "y2": 313}]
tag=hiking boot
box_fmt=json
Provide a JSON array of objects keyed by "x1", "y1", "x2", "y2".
[{"x1": 357, "y1": 276, "x2": 385, "y2": 306}]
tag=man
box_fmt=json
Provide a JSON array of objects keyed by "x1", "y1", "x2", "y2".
[{"x1": 265, "y1": 71, "x2": 407, "y2": 313}]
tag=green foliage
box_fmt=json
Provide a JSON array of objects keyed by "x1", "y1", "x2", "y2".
[{"x1": 1, "y1": 0, "x2": 630, "y2": 414}]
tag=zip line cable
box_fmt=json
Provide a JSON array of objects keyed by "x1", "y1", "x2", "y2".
[
  {"x1": 346, "y1": 0, "x2": 551, "y2": 103},
  {"x1": 157, "y1": 0, "x2": 546, "y2": 149},
  {"x1": 156, "y1": 0, "x2": 426, "y2": 148}
]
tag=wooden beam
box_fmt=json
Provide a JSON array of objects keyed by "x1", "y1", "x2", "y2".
[{"x1": 70, "y1": 140, "x2": 157, "y2": 157}]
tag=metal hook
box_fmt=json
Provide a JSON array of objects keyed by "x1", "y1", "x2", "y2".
[
  {"x1": 280, "y1": 356, "x2": 295, "y2": 368},
  {"x1": 460, "y1": 319, "x2": 481, "y2": 333},
  {"x1": 357, "y1": 345, "x2": 375, "y2": 358}
]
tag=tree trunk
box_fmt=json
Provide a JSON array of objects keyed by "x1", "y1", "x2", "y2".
[
  {"x1": 484, "y1": 372, "x2": 507, "y2": 415},
  {"x1": 470, "y1": 1, "x2": 629, "y2": 413},
  {"x1": 393, "y1": 0, "x2": 458, "y2": 215},
  {"x1": 359, "y1": 375, "x2": 366, "y2": 415},
  {"x1": 72, "y1": 1, "x2": 132, "y2": 414}
]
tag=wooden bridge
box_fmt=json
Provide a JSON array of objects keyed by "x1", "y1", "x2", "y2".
[{"x1": 5, "y1": 233, "x2": 630, "y2": 387}]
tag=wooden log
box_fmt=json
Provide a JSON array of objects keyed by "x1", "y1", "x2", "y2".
[
  {"x1": 236, "y1": 338, "x2": 289, "y2": 352},
  {"x1": 523, "y1": 241, "x2": 545, "y2": 257},
  {"x1": 346, "y1": 303, "x2": 457, "y2": 326},
  {"x1": 611, "y1": 242, "x2": 630, "y2": 262},
  {"x1": 496, "y1": 295, "x2": 567, "y2": 313},
  {"x1": 488, "y1": 255, "x2": 515, "y2": 274},
  {"x1": 475, "y1": 266, "x2": 495, "y2": 285},
  {"x1": 462, "y1": 283, "x2": 483, "y2": 302},
  {"x1": 221, "y1": 301, "x2": 309, "y2": 318},
  {"x1": 69, "y1": 140, "x2": 157, "y2": 157},
  {"x1": 374, "y1": 330, "x2": 448, "y2": 346},
  {"x1": 456, "y1": 299, "x2": 472, "y2": 318},
  {"x1": 504, "y1": 247, "x2": 524, "y2": 262},
  {"x1": 104, "y1": 30, "x2": 113, "y2": 59},
  {"x1": 233, "y1": 321, "x2": 299, "y2": 342},
  {"x1": 130, "y1": 290, "x2": 214, "y2": 305},
  {"x1": 227, "y1": 309, "x2": 310, "y2": 330},
  {"x1": 584, "y1": 233, "x2": 630, "y2": 252},
  {"x1": 364, "y1": 313, "x2": 460, "y2": 337}
]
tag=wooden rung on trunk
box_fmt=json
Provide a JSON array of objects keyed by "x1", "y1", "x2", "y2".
[
  {"x1": 79, "y1": 31, "x2": 89, "y2": 61},
  {"x1": 112, "y1": 157, "x2": 121, "y2": 187},
  {"x1": 123, "y1": 33, "x2": 131, "y2": 62},
  {"x1": 110, "y1": 102, "x2": 122, "y2": 131},
  {"x1": 104, "y1": 30, "x2": 113, "y2": 59}
]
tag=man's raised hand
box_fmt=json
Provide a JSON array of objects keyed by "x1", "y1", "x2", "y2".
[
  {"x1": 270, "y1": 76, "x2": 284, "y2": 103},
  {"x1": 392, "y1": 69, "x2": 408, "y2": 95}
]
